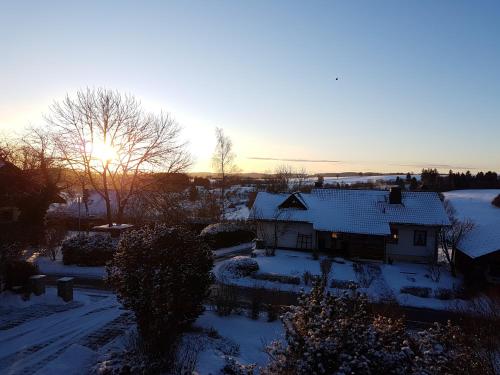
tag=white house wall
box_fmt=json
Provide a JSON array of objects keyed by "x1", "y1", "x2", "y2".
[
  {"x1": 258, "y1": 221, "x2": 315, "y2": 249},
  {"x1": 386, "y1": 225, "x2": 437, "y2": 263}
]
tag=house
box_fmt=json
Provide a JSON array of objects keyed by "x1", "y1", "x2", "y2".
[
  {"x1": 444, "y1": 189, "x2": 500, "y2": 284},
  {"x1": 250, "y1": 187, "x2": 450, "y2": 263}
]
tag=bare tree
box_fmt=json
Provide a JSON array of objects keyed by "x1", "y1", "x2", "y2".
[
  {"x1": 269, "y1": 165, "x2": 309, "y2": 193},
  {"x1": 251, "y1": 207, "x2": 292, "y2": 256},
  {"x1": 439, "y1": 200, "x2": 475, "y2": 277},
  {"x1": 212, "y1": 127, "x2": 237, "y2": 220},
  {"x1": 47, "y1": 88, "x2": 191, "y2": 226}
]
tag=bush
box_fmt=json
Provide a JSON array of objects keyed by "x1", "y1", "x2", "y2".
[
  {"x1": 252, "y1": 273, "x2": 300, "y2": 285},
  {"x1": 330, "y1": 279, "x2": 358, "y2": 289},
  {"x1": 400, "y1": 286, "x2": 432, "y2": 298},
  {"x1": 492, "y1": 194, "x2": 500, "y2": 208},
  {"x1": 213, "y1": 282, "x2": 239, "y2": 316},
  {"x1": 219, "y1": 256, "x2": 259, "y2": 278},
  {"x1": 434, "y1": 288, "x2": 454, "y2": 300},
  {"x1": 263, "y1": 283, "x2": 487, "y2": 375},
  {"x1": 61, "y1": 233, "x2": 116, "y2": 266},
  {"x1": 200, "y1": 222, "x2": 254, "y2": 249},
  {"x1": 5, "y1": 260, "x2": 39, "y2": 290},
  {"x1": 107, "y1": 225, "x2": 213, "y2": 357}
]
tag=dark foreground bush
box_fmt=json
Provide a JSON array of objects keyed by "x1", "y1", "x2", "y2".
[
  {"x1": 200, "y1": 222, "x2": 254, "y2": 249},
  {"x1": 5, "y1": 260, "x2": 39, "y2": 290},
  {"x1": 61, "y1": 233, "x2": 116, "y2": 266},
  {"x1": 107, "y1": 225, "x2": 213, "y2": 359},
  {"x1": 492, "y1": 194, "x2": 500, "y2": 208}
]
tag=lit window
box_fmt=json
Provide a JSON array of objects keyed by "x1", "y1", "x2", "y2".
[{"x1": 389, "y1": 227, "x2": 399, "y2": 244}]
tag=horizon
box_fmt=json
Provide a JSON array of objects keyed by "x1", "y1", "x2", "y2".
[{"x1": 1, "y1": 0, "x2": 499, "y2": 174}]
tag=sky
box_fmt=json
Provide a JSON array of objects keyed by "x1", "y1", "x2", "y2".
[{"x1": 1, "y1": 0, "x2": 499, "y2": 174}]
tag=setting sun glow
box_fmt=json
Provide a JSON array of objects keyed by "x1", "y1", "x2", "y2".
[{"x1": 90, "y1": 140, "x2": 117, "y2": 163}]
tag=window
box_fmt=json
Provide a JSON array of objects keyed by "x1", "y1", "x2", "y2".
[
  {"x1": 388, "y1": 226, "x2": 399, "y2": 244},
  {"x1": 413, "y1": 230, "x2": 427, "y2": 246},
  {"x1": 296, "y1": 233, "x2": 312, "y2": 249}
]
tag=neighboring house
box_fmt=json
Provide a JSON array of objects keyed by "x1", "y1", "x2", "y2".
[
  {"x1": 250, "y1": 187, "x2": 450, "y2": 263},
  {"x1": 444, "y1": 189, "x2": 500, "y2": 284}
]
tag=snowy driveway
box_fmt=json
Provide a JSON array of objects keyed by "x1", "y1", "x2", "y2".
[{"x1": 0, "y1": 289, "x2": 130, "y2": 375}]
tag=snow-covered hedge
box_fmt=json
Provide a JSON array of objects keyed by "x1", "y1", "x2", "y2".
[
  {"x1": 200, "y1": 222, "x2": 254, "y2": 249},
  {"x1": 201, "y1": 222, "x2": 245, "y2": 236},
  {"x1": 219, "y1": 256, "x2": 259, "y2": 278},
  {"x1": 61, "y1": 233, "x2": 116, "y2": 266},
  {"x1": 107, "y1": 225, "x2": 213, "y2": 356}
]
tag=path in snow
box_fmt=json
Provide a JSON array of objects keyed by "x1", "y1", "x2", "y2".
[{"x1": 0, "y1": 293, "x2": 130, "y2": 375}]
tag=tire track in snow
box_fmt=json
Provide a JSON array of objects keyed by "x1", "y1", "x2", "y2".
[{"x1": 0, "y1": 295, "x2": 125, "y2": 374}]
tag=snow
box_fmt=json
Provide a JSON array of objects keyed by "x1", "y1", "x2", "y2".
[
  {"x1": 251, "y1": 189, "x2": 450, "y2": 236},
  {"x1": 34, "y1": 256, "x2": 106, "y2": 279},
  {"x1": 443, "y1": 189, "x2": 500, "y2": 258},
  {"x1": 378, "y1": 262, "x2": 464, "y2": 309},
  {"x1": 215, "y1": 250, "x2": 356, "y2": 293},
  {"x1": 0, "y1": 288, "x2": 123, "y2": 375},
  {"x1": 225, "y1": 204, "x2": 250, "y2": 220},
  {"x1": 0, "y1": 286, "x2": 90, "y2": 308},
  {"x1": 320, "y1": 174, "x2": 420, "y2": 185},
  {"x1": 33, "y1": 344, "x2": 96, "y2": 375},
  {"x1": 216, "y1": 250, "x2": 465, "y2": 310},
  {"x1": 194, "y1": 310, "x2": 283, "y2": 372},
  {"x1": 214, "y1": 242, "x2": 253, "y2": 258}
]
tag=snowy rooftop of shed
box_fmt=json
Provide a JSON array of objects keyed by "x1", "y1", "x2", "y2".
[
  {"x1": 250, "y1": 189, "x2": 450, "y2": 236},
  {"x1": 443, "y1": 189, "x2": 500, "y2": 258}
]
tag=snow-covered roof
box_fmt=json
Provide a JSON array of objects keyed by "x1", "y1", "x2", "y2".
[
  {"x1": 443, "y1": 189, "x2": 500, "y2": 258},
  {"x1": 250, "y1": 189, "x2": 450, "y2": 236}
]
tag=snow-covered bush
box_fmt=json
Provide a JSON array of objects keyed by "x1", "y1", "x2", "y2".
[
  {"x1": 200, "y1": 222, "x2": 254, "y2": 249},
  {"x1": 263, "y1": 282, "x2": 485, "y2": 375},
  {"x1": 107, "y1": 225, "x2": 213, "y2": 358},
  {"x1": 219, "y1": 256, "x2": 259, "y2": 278},
  {"x1": 61, "y1": 233, "x2": 116, "y2": 266}
]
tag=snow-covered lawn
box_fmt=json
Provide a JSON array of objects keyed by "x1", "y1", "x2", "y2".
[
  {"x1": 378, "y1": 262, "x2": 465, "y2": 310},
  {"x1": 216, "y1": 249, "x2": 467, "y2": 310},
  {"x1": 193, "y1": 310, "x2": 283, "y2": 373}
]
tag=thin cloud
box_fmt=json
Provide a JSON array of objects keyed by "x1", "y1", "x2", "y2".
[{"x1": 248, "y1": 156, "x2": 341, "y2": 163}]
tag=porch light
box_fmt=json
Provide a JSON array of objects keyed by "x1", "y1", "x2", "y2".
[{"x1": 331, "y1": 232, "x2": 338, "y2": 239}]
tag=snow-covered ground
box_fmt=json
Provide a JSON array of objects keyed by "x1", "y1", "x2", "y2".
[
  {"x1": 193, "y1": 311, "x2": 282, "y2": 373},
  {"x1": 443, "y1": 189, "x2": 500, "y2": 258},
  {"x1": 0, "y1": 284, "x2": 282, "y2": 374},
  {"x1": 216, "y1": 250, "x2": 466, "y2": 310},
  {"x1": 309, "y1": 174, "x2": 420, "y2": 186},
  {"x1": 0, "y1": 288, "x2": 127, "y2": 375}
]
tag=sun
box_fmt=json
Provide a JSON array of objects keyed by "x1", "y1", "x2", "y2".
[{"x1": 90, "y1": 140, "x2": 117, "y2": 163}]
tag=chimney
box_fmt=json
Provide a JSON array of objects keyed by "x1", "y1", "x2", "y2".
[{"x1": 389, "y1": 186, "x2": 402, "y2": 204}]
